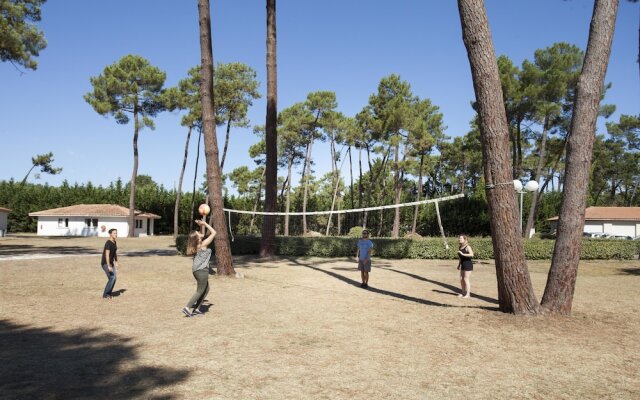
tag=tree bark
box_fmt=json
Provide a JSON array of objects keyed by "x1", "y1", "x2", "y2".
[
  {"x1": 249, "y1": 168, "x2": 265, "y2": 234},
  {"x1": 458, "y1": 0, "x2": 540, "y2": 314},
  {"x1": 284, "y1": 155, "x2": 292, "y2": 236},
  {"x1": 174, "y1": 126, "x2": 193, "y2": 238},
  {"x1": 220, "y1": 116, "x2": 232, "y2": 172},
  {"x1": 391, "y1": 140, "x2": 401, "y2": 238},
  {"x1": 412, "y1": 154, "x2": 425, "y2": 234},
  {"x1": 523, "y1": 120, "x2": 549, "y2": 238},
  {"x1": 128, "y1": 109, "x2": 139, "y2": 238},
  {"x1": 197, "y1": 0, "x2": 235, "y2": 275},
  {"x1": 542, "y1": 0, "x2": 618, "y2": 314},
  {"x1": 260, "y1": 0, "x2": 278, "y2": 256},
  {"x1": 301, "y1": 139, "x2": 314, "y2": 234},
  {"x1": 190, "y1": 130, "x2": 202, "y2": 231}
]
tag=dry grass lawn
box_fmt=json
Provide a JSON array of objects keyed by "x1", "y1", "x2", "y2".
[{"x1": 1, "y1": 234, "x2": 639, "y2": 399}]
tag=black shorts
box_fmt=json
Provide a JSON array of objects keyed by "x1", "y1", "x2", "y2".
[{"x1": 460, "y1": 261, "x2": 473, "y2": 271}]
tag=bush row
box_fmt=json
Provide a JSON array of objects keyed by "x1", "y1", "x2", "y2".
[{"x1": 176, "y1": 235, "x2": 640, "y2": 260}]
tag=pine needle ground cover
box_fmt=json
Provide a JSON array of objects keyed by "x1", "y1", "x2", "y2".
[{"x1": 1, "y1": 235, "x2": 638, "y2": 399}]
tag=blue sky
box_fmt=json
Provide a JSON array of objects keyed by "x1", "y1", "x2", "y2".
[{"x1": 1, "y1": 1, "x2": 638, "y2": 192}]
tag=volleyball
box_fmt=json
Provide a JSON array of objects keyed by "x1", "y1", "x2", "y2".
[{"x1": 198, "y1": 204, "x2": 210, "y2": 216}]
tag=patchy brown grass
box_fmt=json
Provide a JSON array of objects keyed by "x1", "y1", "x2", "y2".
[{"x1": 0, "y1": 235, "x2": 639, "y2": 399}]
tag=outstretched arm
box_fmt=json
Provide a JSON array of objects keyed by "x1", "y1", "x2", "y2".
[{"x1": 195, "y1": 220, "x2": 217, "y2": 248}]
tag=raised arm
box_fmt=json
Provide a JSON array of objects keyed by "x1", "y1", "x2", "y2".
[{"x1": 196, "y1": 220, "x2": 217, "y2": 248}]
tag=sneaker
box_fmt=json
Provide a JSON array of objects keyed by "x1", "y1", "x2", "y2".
[
  {"x1": 360, "y1": 283, "x2": 365, "y2": 288},
  {"x1": 181, "y1": 307, "x2": 192, "y2": 317},
  {"x1": 363, "y1": 283, "x2": 368, "y2": 288},
  {"x1": 192, "y1": 310, "x2": 204, "y2": 315}
]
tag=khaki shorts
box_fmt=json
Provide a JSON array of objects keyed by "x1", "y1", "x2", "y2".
[{"x1": 358, "y1": 259, "x2": 371, "y2": 272}]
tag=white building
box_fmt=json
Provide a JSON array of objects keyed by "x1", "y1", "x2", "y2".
[
  {"x1": 0, "y1": 207, "x2": 10, "y2": 237},
  {"x1": 548, "y1": 206, "x2": 640, "y2": 238},
  {"x1": 29, "y1": 204, "x2": 161, "y2": 237}
]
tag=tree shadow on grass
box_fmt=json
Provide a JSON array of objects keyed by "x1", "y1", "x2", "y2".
[
  {"x1": 286, "y1": 258, "x2": 498, "y2": 311},
  {"x1": 379, "y1": 267, "x2": 499, "y2": 305},
  {"x1": 0, "y1": 320, "x2": 190, "y2": 399},
  {"x1": 619, "y1": 267, "x2": 640, "y2": 276},
  {"x1": 0, "y1": 244, "x2": 98, "y2": 257}
]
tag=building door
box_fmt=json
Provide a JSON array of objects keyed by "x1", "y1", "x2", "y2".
[{"x1": 147, "y1": 218, "x2": 151, "y2": 236}]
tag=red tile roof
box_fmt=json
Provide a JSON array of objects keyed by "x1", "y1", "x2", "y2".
[
  {"x1": 28, "y1": 204, "x2": 161, "y2": 219},
  {"x1": 548, "y1": 207, "x2": 640, "y2": 221},
  {"x1": 0, "y1": 207, "x2": 11, "y2": 212}
]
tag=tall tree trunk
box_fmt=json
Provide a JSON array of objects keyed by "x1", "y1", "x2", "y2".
[
  {"x1": 524, "y1": 119, "x2": 549, "y2": 239},
  {"x1": 301, "y1": 139, "x2": 315, "y2": 234},
  {"x1": 516, "y1": 119, "x2": 523, "y2": 177},
  {"x1": 174, "y1": 126, "x2": 193, "y2": 238},
  {"x1": 197, "y1": 0, "x2": 235, "y2": 275},
  {"x1": 284, "y1": 155, "x2": 293, "y2": 236},
  {"x1": 358, "y1": 144, "x2": 363, "y2": 226},
  {"x1": 325, "y1": 154, "x2": 344, "y2": 236},
  {"x1": 542, "y1": 0, "x2": 618, "y2": 314},
  {"x1": 376, "y1": 173, "x2": 386, "y2": 237},
  {"x1": 365, "y1": 145, "x2": 390, "y2": 230},
  {"x1": 412, "y1": 154, "x2": 425, "y2": 234},
  {"x1": 392, "y1": 140, "x2": 401, "y2": 238},
  {"x1": 20, "y1": 164, "x2": 36, "y2": 185},
  {"x1": 220, "y1": 116, "x2": 232, "y2": 172},
  {"x1": 325, "y1": 142, "x2": 341, "y2": 235},
  {"x1": 260, "y1": 0, "x2": 278, "y2": 256},
  {"x1": 249, "y1": 168, "x2": 266, "y2": 233},
  {"x1": 348, "y1": 146, "x2": 354, "y2": 210},
  {"x1": 190, "y1": 130, "x2": 202, "y2": 231},
  {"x1": 458, "y1": 0, "x2": 540, "y2": 314},
  {"x1": 128, "y1": 109, "x2": 139, "y2": 238}
]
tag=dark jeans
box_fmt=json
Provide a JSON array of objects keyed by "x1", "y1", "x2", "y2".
[
  {"x1": 186, "y1": 269, "x2": 210, "y2": 310},
  {"x1": 101, "y1": 264, "x2": 117, "y2": 297}
]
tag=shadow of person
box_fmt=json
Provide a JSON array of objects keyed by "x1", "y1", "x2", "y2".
[
  {"x1": 0, "y1": 320, "x2": 190, "y2": 399},
  {"x1": 286, "y1": 258, "x2": 498, "y2": 310},
  {"x1": 110, "y1": 289, "x2": 127, "y2": 297},
  {"x1": 380, "y1": 267, "x2": 499, "y2": 305},
  {"x1": 198, "y1": 303, "x2": 213, "y2": 314}
]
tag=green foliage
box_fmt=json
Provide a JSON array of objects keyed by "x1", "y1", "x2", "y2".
[
  {"x1": 175, "y1": 235, "x2": 640, "y2": 260},
  {"x1": 21, "y1": 152, "x2": 62, "y2": 184},
  {"x1": 0, "y1": 178, "x2": 206, "y2": 235},
  {"x1": 348, "y1": 226, "x2": 364, "y2": 238},
  {"x1": 0, "y1": 0, "x2": 47, "y2": 70},
  {"x1": 84, "y1": 54, "x2": 167, "y2": 125}
]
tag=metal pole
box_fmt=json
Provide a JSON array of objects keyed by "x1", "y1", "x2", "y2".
[{"x1": 520, "y1": 191, "x2": 524, "y2": 234}]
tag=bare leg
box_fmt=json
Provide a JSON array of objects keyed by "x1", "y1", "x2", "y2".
[
  {"x1": 462, "y1": 270, "x2": 472, "y2": 298},
  {"x1": 364, "y1": 271, "x2": 369, "y2": 285},
  {"x1": 458, "y1": 269, "x2": 465, "y2": 296}
]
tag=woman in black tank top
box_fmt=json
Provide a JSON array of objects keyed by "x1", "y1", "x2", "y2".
[{"x1": 457, "y1": 235, "x2": 474, "y2": 298}]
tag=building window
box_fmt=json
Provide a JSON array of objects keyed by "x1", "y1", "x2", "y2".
[
  {"x1": 58, "y1": 218, "x2": 64, "y2": 227},
  {"x1": 86, "y1": 219, "x2": 98, "y2": 227},
  {"x1": 135, "y1": 220, "x2": 143, "y2": 229}
]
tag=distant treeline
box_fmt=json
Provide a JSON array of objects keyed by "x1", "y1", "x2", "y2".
[
  {"x1": 0, "y1": 177, "x2": 568, "y2": 237},
  {"x1": 0, "y1": 178, "x2": 203, "y2": 235}
]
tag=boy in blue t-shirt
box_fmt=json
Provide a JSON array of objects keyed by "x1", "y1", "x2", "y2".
[{"x1": 356, "y1": 229, "x2": 374, "y2": 288}]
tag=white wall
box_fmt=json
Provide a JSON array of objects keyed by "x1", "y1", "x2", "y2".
[
  {"x1": 0, "y1": 211, "x2": 8, "y2": 236},
  {"x1": 584, "y1": 223, "x2": 603, "y2": 233},
  {"x1": 583, "y1": 221, "x2": 639, "y2": 237},
  {"x1": 37, "y1": 217, "x2": 131, "y2": 237}
]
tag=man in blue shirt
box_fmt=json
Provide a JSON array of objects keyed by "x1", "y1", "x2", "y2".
[{"x1": 356, "y1": 229, "x2": 374, "y2": 288}]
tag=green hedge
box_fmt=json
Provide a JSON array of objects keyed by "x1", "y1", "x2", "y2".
[{"x1": 176, "y1": 235, "x2": 640, "y2": 260}]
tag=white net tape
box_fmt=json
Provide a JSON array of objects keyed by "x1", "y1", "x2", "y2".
[{"x1": 222, "y1": 193, "x2": 464, "y2": 216}]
